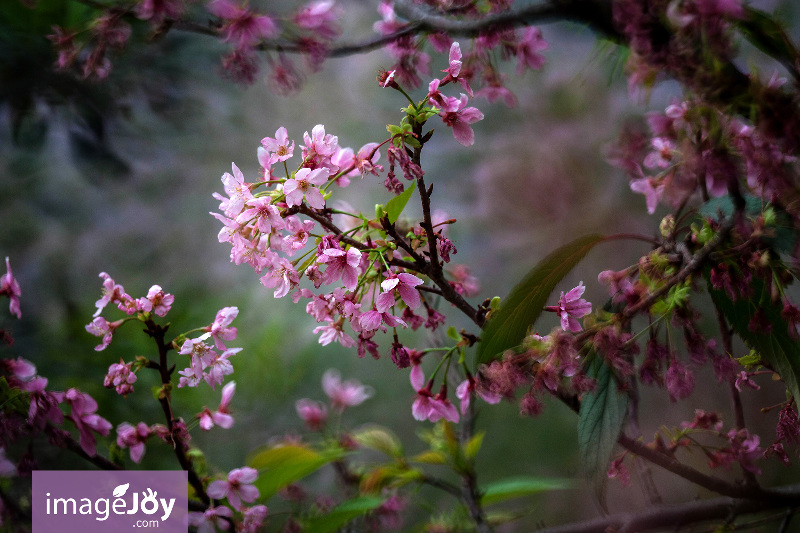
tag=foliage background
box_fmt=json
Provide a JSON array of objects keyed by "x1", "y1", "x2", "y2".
[{"x1": 1, "y1": 0, "x2": 799, "y2": 529}]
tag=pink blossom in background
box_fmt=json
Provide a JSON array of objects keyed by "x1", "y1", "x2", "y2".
[
  {"x1": 321, "y1": 369, "x2": 373, "y2": 411},
  {"x1": 0, "y1": 257, "x2": 21, "y2": 319},
  {"x1": 295, "y1": 398, "x2": 328, "y2": 430},
  {"x1": 207, "y1": 0, "x2": 278, "y2": 48}
]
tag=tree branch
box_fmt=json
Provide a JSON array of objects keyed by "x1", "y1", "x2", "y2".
[{"x1": 534, "y1": 484, "x2": 800, "y2": 533}]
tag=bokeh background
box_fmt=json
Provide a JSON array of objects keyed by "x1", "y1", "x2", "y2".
[{"x1": 2, "y1": 0, "x2": 800, "y2": 530}]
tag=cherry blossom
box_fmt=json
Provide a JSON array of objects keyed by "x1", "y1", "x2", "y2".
[
  {"x1": 188, "y1": 505, "x2": 234, "y2": 533},
  {"x1": 62, "y1": 389, "x2": 112, "y2": 456},
  {"x1": 261, "y1": 127, "x2": 295, "y2": 163},
  {"x1": 85, "y1": 317, "x2": 120, "y2": 351},
  {"x1": 545, "y1": 282, "x2": 592, "y2": 332},
  {"x1": 321, "y1": 369, "x2": 373, "y2": 411},
  {"x1": 116, "y1": 422, "x2": 153, "y2": 463},
  {"x1": 377, "y1": 272, "x2": 424, "y2": 311},
  {"x1": 207, "y1": 466, "x2": 260, "y2": 510},
  {"x1": 199, "y1": 381, "x2": 236, "y2": 430},
  {"x1": 295, "y1": 398, "x2": 328, "y2": 430},
  {"x1": 438, "y1": 94, "x2": 484, "y2": 146},
  {"x1": 207, "y1": 0, "x2": 278, "y2": 48},
  {"x1": 237, "y1": 196, "x2": 285, "y2": 234},
  {"x1": 214, "y1": 163, "x2": 254, "y2": 218},
  {"x1": 138, "y1": 284, "x2": 174, "y2": 317},
  {"x1": 104, "y1": 359, "x2": 137, "y2": 396},
  {"x1": 318, "y1": 246, "x2": 362, "y2": 291},
  {"x1": 283, "y1": 167, "x2": 329, "y2": 209}
]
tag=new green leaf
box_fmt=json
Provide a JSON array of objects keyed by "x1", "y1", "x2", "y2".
[
  {"x1": 385, "y1": 181, "x2": 417, "y2": 224},
  {"x1": 248, "y1": 444, "x2": 345, "y2": 499},
  {"x1": 302, "y1": 496, "x2": 385, "y2": 533},
  {"x1": 480, "y1": 476, "x2": 574, "y2": 506}
]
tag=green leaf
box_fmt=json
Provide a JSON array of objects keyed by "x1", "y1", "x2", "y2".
[
  {"x1": 351, "y1": 426, "x2": 404, "y2": 458},
  {"x1": 477, "y1": 234, "x2": 605, "y2": 365},
  {"x1": 736, "y1": 7, "x2": 799, "y2": 69},
  {"x1": 384, "y1": 180, "x2": 416, "y2": 224},
  {"x1": 463, "y1": 431, "x2": 485, "y2": 462},
  {"x1": 707, "y1": 276, "x2": 800, "y2": 407},
  {"x1": 577, "y1": 355, "x2": 628, "y2": 507},
  {"x1": 480, "y1": 476, "x2": 574, "y2": 506},
  {"x1": 302, "y1": 496, "x2": 385, "y2": 533},
  {"x1": 248, "y1": 444, "x2": 345, "y2": 499}
]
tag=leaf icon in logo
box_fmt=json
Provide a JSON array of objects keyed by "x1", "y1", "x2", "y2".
[{"x1": 112, "y1": 483, "x2": 130, "y2": 498}]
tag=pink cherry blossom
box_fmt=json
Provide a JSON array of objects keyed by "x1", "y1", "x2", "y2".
[
  {"x1": 138, "y1": 284, "x2": 174, "y2": 317},
  {"x1": 438, "y1": 94, "x2": 484, "y2": 147},
  {"x1": 455, "y1": 377, "x2": 502, "y2": 415},
  {"x1": 321, "y1": 369, "x2": 373, "y2": 411},
  {"x1": 373, "y1": 0, "x2": 402, "y2": 35},
  {"x1": 208, "y1": 0, "x2": 279, "y2": 48},
  {"x1": 318, "y1": 246, "x2": 362, "y2": 291},
  {"x1": 283, "y1": 167, "x2": 329, "y2": 209},
  {"x1": 260, "y1": 257, "x2": 300, "y2": 298},
  {"x1": 377, "y1": 272, "x2": 424, "y2": 311},
  {"x1": 630, "y1": 175, "x2": 664, "y2": 214},
  {"x1": 85, "y1": 316, "x2": 120, "y2": 351},
  {"x1": 295, "y1": 398, "x2": 328, "y2": 430},
  {"x1": 284, "y1": 217, "x2": 315, "y2": 253},
  {"x1": 515, "y1": 27, "x2": 548, "y2": 74},
  {"x1": 94, "y1": 272, "x2": 133, "y2": 317},
  {"x1": 440, "y1": 42, "x2": 473, "y2": 96},
  {"x1": 104, "y1": 359, "x2": 137, "y2": 396},
  {"x1": 63, "y1": 388, "x2": 113, "y2": 456},
  {"x1": 358, "y1": 307, "x2": 407, "y2": 333},
  {"x1": 215, "y1": 163, "x2": 254, "y2": 217},
  {"x1": 188, "y1": 505, "x2": 234, "y2": 533},
  {"x1": 241, "y1": 505, "x2": 269, "y2": 533},
  {"x1": 207, "y1": 466, "x2": 260, "y2": 510},
  {"x1": 23, "y1": 376, "x2": 63, "y2": 431},
  {"x1": 116, "y1": 422, "x2": 152, "y2": 463},
  {"x1": 206, "y1": 306, "x2": 239, "y2": 350},
  {"x1": 135, "y1": 0, "x2": 184, "y2": 24},
  {"x1": 199, "y1": 381, "x2": 236, "y2": 430},
  {"x1": 261, "y1": 127, "x2": 295, "y2": 163},
  {"x1": 237, "y1": 196, "x2": 286, "y2": 234},
  {"x1": 0, "y1": 257, "x2": 21, "y2": 319},
  {"x1": 294, "y1": 1, "x2": 340, "y2": 40},
  {"x1": 313, "y1": 321, "x2": 356, "y2": 348},
  {"x1": 545, "y1": 282, "x2": 592, "y2": 332}
]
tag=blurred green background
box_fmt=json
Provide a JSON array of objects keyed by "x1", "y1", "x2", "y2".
[{"x1": 2, "y1": 0, "x2": 800, "y2": 530}]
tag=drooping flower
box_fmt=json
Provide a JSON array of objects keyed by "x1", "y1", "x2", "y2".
[
  {"x1": 62, "y1": 389, "x2": 113, "y2": 456},
  {"x1": 545, "y1": 282, "x2": 592, "y2": 332},
  {"x1": 85, "y1": 317, "x2": 120, "y2": 351},
  {"x1": 515, "y1": 27, "x2": 548, "y2": 74},
  {"x1": 440, "y1": 42, "x2": 473, "y2": 96},
  {"x1": 207, "y1": 467, "x2": 260, "y2": 510},
  {"x1": 630, "y1": 175, "x2": 664, "y2": 214},
  {"x1": 199, "y1": 381, "x2": 236, "y2": 430},
  {"x1": 0, "y1": 257, "x2": 21, "y2": 319}
]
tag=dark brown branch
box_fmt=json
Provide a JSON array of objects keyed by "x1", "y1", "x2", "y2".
[{"x1": 535, "y1": 484, "x2": 800, "y2": 533}]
